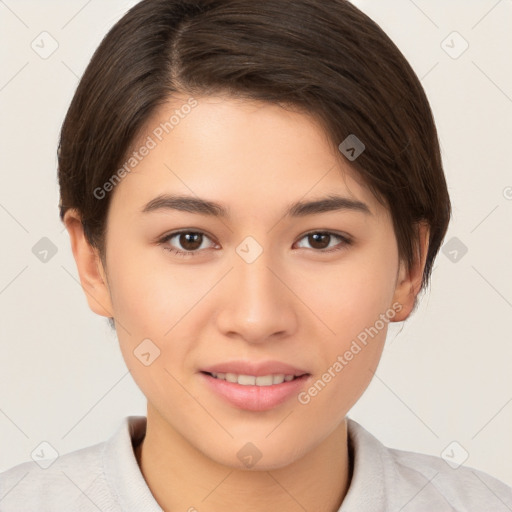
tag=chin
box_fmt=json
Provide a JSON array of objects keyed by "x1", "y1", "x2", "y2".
[{"x1": 203, "y1": 438, "x2": 312, "y2": 472}]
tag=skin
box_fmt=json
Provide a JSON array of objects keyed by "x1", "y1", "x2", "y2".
[{"x1": 64, "y1": 95, "x2": 429, "y2": 512}]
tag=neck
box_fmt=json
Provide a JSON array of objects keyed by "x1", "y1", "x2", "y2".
[{"x1": 135, "y1": 405, "x2": 351, "y2": 512}]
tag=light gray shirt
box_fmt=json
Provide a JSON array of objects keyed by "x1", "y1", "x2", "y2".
[{"x1": 1, "y1": 416, "x2": 510, "y2": 511}]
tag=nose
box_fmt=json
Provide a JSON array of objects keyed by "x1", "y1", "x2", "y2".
[{"x1": 215, "y1": 250, "x2": 298, "y2": 344}]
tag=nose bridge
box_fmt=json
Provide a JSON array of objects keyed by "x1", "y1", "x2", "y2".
[
  {"x1": 216, "y1": 242, "x2": 296, "y2": 343},
  {"x1": 239, "y1": 249, "x2": 279, "y2": 302}
]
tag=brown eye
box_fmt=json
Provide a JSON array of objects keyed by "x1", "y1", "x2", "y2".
[
  {"x1": 178, "y1": 232, "x2": 203, "y2": 251},
  {"x1": 307, "y1": 233, "x2": 331, "y2": 249},
  {"x1": 159, "y1": 230, "x2": 216, "y2": 257},
  {"x1": 295, "y1": 231, "x2": 352, "y2": 253}
]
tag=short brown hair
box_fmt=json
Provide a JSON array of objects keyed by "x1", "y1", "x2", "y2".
[{"x1": 58, "y1": 0, "x2": 450, "y2": 294}]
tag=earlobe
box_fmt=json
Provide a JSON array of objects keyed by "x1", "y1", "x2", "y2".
[
  {"x1": 391, "y1": 222, "x2": 430, "y2": 322},
  {"x1": 63, "y1": 209, "x2": 114, "y2": 318}
]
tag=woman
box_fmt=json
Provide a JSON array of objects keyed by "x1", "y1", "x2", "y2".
[{"x1": 1, "y1": 0, "x2": 510, "y2": 510}]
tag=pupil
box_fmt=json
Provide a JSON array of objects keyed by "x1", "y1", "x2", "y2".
[
  {"x1": 180, "y1": 233, "x2": 202, "y2": 251},
  {"x1": 310, "y1": 233, "x2": 329, "y2": 249}
]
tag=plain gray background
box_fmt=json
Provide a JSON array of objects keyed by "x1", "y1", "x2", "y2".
[{"x1": 0, "y1": 0, "x2": 511, "y2": 487}]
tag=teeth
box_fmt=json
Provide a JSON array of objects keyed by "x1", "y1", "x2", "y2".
[
  {"x1": 272, "y1": 374, "x2": 284, "y2": 385},
  {"x1": 238, "y1": 374, "x2": 256, "y2": 385},
  {"x1": 210, "y1": 372, "x2": 297, "y2": 386}
]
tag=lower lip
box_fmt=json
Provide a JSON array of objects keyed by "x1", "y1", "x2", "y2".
[{"x1": 200, "y1": 372, "x2": 310, "y2": 412}]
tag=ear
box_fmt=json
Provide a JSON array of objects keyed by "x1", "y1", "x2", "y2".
[
  {"x1": 391, "y1": 222, "x2": 430, "y2": 322},
  {"x1": 63, "y1": 209, "x2": 114, "y2": 318}
]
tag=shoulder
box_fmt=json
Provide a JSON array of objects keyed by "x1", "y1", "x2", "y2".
[
  {"x1": 0, "y1": 416, "x2": 154, "y2": 512},
  {"x1": 0, "y1": 439, "x2": 112, "y2": 512},
  {"x1": 344, "y1": 419, "x2": 512, "y2": 512},
  {"x1": 0, "y1": 416, "x2": 145, "y2": 512},
  {"x1": 387, "y1": 442, "x2": 512, "y2": 511}
]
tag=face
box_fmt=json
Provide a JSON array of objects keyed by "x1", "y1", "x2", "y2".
[{"x1": 72, "y1": 95, "x2": 419, "y2": 470}]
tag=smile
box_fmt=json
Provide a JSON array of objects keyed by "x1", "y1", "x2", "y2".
[
  {"x1": 208, "y1": 372, "x2": 297, "y2": 386},
  {"x1": 201, "y1": 371, "x2": 310, "y2": 411}
]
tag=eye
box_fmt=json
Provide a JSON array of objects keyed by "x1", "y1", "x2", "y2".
[
  {"x1": 158, "y1": 230, "x2": 217, "y2": 257},
  {"x1": 158, "y1": 229, "x2": 352, "y2": 258},
  {"x1": 294, "y1": 231, "x2": 352, "y2": 253}
]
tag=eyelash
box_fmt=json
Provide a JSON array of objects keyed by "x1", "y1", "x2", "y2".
[{"x1": 157, "y1": 230, "x2": 353, "y2": 258}]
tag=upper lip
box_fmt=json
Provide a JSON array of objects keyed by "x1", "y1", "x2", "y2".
[{"x1": 201, "y1": 360, "x2": 310, "y2": 377}]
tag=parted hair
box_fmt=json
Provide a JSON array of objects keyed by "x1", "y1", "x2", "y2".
[{"x1": 58, "y1": 0, "x2": 451, "y2": 293}]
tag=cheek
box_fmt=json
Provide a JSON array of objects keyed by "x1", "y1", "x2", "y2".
[
  {"x1": 107, "y1": 256, "x2": 196, "y2": 412},
  {"x1": 107, "y1": 241, "x2": 203, "y2": 334},
  {"x1": 300, "y1": 244, "x2": 399, "y2": 341},
  {"x1": 295, "y1": 243, "x2": 398, "y2": 414},
  {"x1": 298, "y1": 298, "x2": 390, "y2": 428},
  {"x1": 106, "y1": 241, "x2": 225, "y2": 389}
]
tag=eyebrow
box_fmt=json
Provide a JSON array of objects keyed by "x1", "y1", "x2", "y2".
[{"x1": 141, "y1": 193, "x2": 371, "y2": 218}]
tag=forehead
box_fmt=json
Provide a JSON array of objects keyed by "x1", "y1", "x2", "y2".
[{"x1": 107, "y1": 95, "x2": 383, "y2": 220}]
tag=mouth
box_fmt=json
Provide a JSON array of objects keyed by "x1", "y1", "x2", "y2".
[
  {"x1": 199, "y1": 364, "x2": 311, "y2": 411},
  {"x1": 203, "y1": 371, "x2": 303, "y2": 386}
]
